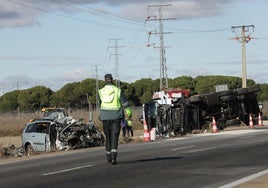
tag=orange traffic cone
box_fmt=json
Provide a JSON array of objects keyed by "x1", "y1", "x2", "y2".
[
  {"x1": 249, "y1": 113, "x2": 254, "y2": 128},
  {"x1": 143, "y1": 123, "x2": 150, "y2": 142},
  {"x1": 211, "y1": 116, "x2": 219, "y2": 133},
  {"x1": 258, "y1": 113, "x2": 263, "y2": 126}
]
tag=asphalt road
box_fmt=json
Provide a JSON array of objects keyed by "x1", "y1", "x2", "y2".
[{"x1": 1, "y1": 127, "x2": 268, "y2": 188}]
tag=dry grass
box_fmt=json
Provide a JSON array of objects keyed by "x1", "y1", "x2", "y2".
[
  {"x1": 0, "y1": 112, "x2": 42, "y2": 149},
  {"x1": 0, "y1": 113, "x2": 42, "y2": 137},
  {"x1": 0, "y1": 136, "x2": 22, "y2": 148}
]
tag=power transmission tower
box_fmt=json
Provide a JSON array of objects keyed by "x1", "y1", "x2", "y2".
[
  {"x1": 108, "y1": 38, "x2": 124, "y2": 88},
  {"x1": 87, "y1": 64, "x2": 100, "y2": 121},
  {"x1": 231, "y1": 25, "x2": 255, "y2": 88},
  {"x1": 146, "y1": 4, "x2": 175, "y2": 90}
]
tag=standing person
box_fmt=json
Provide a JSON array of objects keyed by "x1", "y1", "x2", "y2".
[
  {"x1": 98, "y1": 73, "x2": 129, "y2": 165},
  {"x1": 121, "y1": 118, "x2": 127, "y2": 137},
  {"x1": 124, "y1": 107, "x2": 134, "y2": 137}
]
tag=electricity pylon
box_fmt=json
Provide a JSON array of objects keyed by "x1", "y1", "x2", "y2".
[
  {"x1": 146, "y1": 4, "x2": 175, "y2": 90},
  {"x1": 108, "y1": 38, "x2": 124, "y2": 88}
]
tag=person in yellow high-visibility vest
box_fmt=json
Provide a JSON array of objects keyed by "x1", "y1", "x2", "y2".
[
  {"x1": 98, "y1": 73, "x2": 129, "y2": 165},
  {"x1": 124, "y1": 107, "x2": 133, "y2": 137}
]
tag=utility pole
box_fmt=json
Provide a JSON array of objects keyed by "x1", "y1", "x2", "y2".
[
  {"x1": 108, "y1": 38, "x2": 124, "y2": 88},
  {"x1": 0, "y1": 82, "x2": 5, "y2": 96},
  {"x1": 92, "y1": 64, "x2": 100, "y2": 110},
  {"x1": 146, "y1": 4, "x2": 175, "y2": 90},
  {"x1": 231, "y1": 25, "x2": 255, "y2": 88}
]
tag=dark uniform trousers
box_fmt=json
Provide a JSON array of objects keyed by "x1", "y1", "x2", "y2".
[{"x1": 102, "y1": 119, "x2": 121, "y2": 158}]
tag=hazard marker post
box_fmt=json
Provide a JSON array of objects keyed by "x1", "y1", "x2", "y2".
[
  {"x1": 150, "y1": 127, "x2": 156, "y2": 141},
  {"x1": 258, "y1": 113, "x2": 263, "y2": 126},
  {"x1": 142, "y1": 104, "x2": 150, "y2": 142},
  {"x1": 249, "y1": 113, "x2": 254, "y2": 128},
  {"x1": 211, "y1": 116, "x2": 219, "y2": 133}
]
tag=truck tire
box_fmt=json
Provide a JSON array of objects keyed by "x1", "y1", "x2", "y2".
[
  {"x1": 205, "y1": 93, "x2": 219, "y2": 107},
  {"x1": 189, "y1": 95, "x2": 203, "y2": 103},
  {"x1": 248, "y1": 86, "x2": 260, "y2": 93},
  {"x1": 225, "y1": 119, "x2": 241, "y2": 126},
  {"x1": 236, "y1": 88, "x2": 249, "y2": 95},
  {"x1": 220, "y1": 95, "x2": 236, "y2": 102},
  {"x1": 217, "y1": 90, "x2": 233, "y2": 97}
]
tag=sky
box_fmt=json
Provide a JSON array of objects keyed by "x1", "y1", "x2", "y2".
[{"x1": 0, "y1": 0, "x2": 268, "y2": 95}]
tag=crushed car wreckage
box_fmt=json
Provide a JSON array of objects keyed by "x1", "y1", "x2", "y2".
[
  {"x1": 22, "y1": 107, "x2": 105, "y2": 156},
  {"x1": 1, "y1": 144, "x2": 24, "y2": 158}
]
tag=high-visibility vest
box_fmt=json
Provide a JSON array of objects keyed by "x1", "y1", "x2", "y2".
[
  {"x1": 125, "y1": 108, "x2": 132, "y2": 117},
  {"x1": 124, "y1": 108, "x2": 133, "y2": 126},
  {"x1": 99, "y1": 85, "x2": 121, "y2": 110},
  {"x1": 126, "y1": 119, "x2": 133, "y2": 126}
]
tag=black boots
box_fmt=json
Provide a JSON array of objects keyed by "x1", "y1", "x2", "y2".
[
  {"x1": 111, "y1": 152, "x2": 117, "y2": 165},
  {"x1": 106, "y1": 154, "x2": 112, "y2": 163},
  {"x1": 107, "y1": 153, "x2": 117, "y2": 165}
]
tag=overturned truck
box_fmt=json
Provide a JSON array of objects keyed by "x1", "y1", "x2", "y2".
[{"x1": 143, "y1": 86, "x2": 262, "y2": 137}]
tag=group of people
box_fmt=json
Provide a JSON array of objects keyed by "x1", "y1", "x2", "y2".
[{"x1": 98, "y1": 73, "x2": 133, "y2": 165}]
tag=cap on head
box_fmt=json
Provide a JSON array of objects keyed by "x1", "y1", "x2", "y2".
[{"x1": 104, "y1": 73, "x2": 113, "y2": 82}]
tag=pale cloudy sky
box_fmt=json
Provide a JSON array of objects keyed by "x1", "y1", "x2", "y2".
[{"x1": 0, "y1": 0, "x2": 268, "y2": 95}]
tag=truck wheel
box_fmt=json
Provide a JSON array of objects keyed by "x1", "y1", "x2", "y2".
[
  {"x1": 236, "y1": 88, "x2": 249, "y2": 95},
  {"x1": 189, "y1": 95, "x2": 203, "y2": 103},
  {"x1": 225, "y1": 119, "x2": 241, "y2": 126},
  {"x1": 220, "y1": 95, "x2": 236, "y2": 102},
  {"x1": 248, "y1": 86, "x2": 260, "y2": 93},
  {"x1": 205, "y1": 93, "x2": 219, "y2": 106},
  {"x1": 217, "y1": 90, "x2": 233, "y2": 97}
]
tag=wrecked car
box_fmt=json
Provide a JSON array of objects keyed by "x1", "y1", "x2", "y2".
[
  {"x1": 41, "y1": 107, "x2": 72, "y2": 123},
  {"x1": 22, "y1": 119, "x2": 58, "y2": 155},
  {"x1": 22, "y1": 117, "x2": 105, "y2": 156}
]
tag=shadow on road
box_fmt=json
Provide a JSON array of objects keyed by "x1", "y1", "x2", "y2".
[{"x1": 118, "y1": 156, "x2": 183, "y2": 165}]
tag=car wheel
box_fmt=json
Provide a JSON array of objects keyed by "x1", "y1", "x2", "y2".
[{"x1": 26, "y1": 144, "x2": 35, "y2": 156}]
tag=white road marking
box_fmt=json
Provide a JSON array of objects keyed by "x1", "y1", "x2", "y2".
[
  {"x1": 218, "y1": 168, "x2": 268, "y2": 188},
  {"x1": 188, "y1": 146, "x2": 219, "y2": 153},
  {"x1": 42, "y1": 164, "x2": 93, "y2": 176},
  {"x1": 219, "y1": 129, "x2": 268, "y2": 135},
  {"x1": 189, "y1": 129, "x2": 268, "y2": 137},
  {"x1": 171, "y1": 145, "x2": 195, "y2": 151}
]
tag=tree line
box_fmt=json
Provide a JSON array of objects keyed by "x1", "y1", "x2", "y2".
[{"x1": 1, "y1": 75, "x2": 268, "y2": 112}]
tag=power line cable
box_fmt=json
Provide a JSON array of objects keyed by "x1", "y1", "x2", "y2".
[
  {"x1": 65, "y1": 0, "x2": 143, "y2": 26},
  {"x1": 6, "y1": 0, "x2": 141, "y2": 31},
  {"x1": 7, "y1": 0, "x2": 230, "y2": 34},
  {"x1": 52, "y1": 0, "x2": 150, "y2": 60},
  {"x1": 168, "y1": 26, "x2": 229, "y2": 33}
]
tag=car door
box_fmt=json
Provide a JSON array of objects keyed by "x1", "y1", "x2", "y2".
[
  {"x1": 26, "y1": 122, "x2": 50, "y2": 152},
  {"x1": 48, "y1": 122, "x2": 57, "y2": 151}
]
